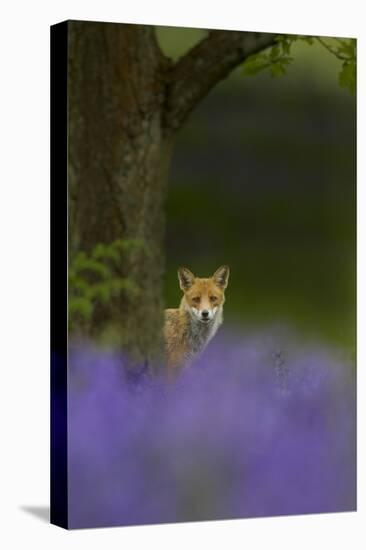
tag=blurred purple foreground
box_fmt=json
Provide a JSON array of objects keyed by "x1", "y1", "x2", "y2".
[{"x1": 68, "y1": 327, "x2": 356, "y2": 528}]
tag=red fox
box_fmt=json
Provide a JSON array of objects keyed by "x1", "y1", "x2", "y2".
[{"x1": 164, "y1": 265, "x2": 230, "y2": 372}]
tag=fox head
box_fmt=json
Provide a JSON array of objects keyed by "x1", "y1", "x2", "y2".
[{"x1": 178, "y1": 265, "x2": 230, "y2": 323}]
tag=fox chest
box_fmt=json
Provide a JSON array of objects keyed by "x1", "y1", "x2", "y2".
[{"x1": 186, "y1": 321, "x2": 217, "y2": 355}]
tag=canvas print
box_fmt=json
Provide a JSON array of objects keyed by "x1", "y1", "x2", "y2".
[{"x1": 51, "y1": 20, "x2": 356, "y2": 529}]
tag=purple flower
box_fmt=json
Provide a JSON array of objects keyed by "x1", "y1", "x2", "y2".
[{"x1": 67, "y1": 326, "x2": 356, "y2": 528}]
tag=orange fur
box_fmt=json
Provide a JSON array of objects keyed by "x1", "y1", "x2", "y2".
[{"x1": 164, "y1": 266, "x2": 229, "y2": 373}]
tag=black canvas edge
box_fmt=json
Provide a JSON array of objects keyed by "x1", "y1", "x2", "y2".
[
  {"x1": 50, "y1": 20, "x2": 69, "y2": 529},
  {"x1": 47, "y1": 21, "x2": 358, "y2": 529}
]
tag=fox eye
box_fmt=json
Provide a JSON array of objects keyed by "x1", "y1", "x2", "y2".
[
  {"x1": 192, "y1": 296, "x2": 200, "y2": 303},
  {"x1": 210, "y1": 295, "x2": 218, "y2": 302}
]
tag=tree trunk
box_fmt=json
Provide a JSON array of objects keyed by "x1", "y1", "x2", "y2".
[{"x1": 68, "y1": 21, "x2": 172, "y2": 364}]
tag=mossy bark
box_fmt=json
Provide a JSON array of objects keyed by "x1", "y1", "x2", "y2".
[{"x1": 68, "y1": 21, "x2": 173, "y2": 363}]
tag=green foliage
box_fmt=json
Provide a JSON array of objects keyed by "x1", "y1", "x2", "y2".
[
  {"x1": 339, "y1": 59, "x2": 356, "y2": 95},
  {"x1": 242, "y1": 34, "x2": 356, "y2": 95},
  {"x1": 69, "y1": 238, "x2": 145, "y2": 332}
]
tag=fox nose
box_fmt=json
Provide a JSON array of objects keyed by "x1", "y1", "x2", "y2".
[{"x1": 201, "y1": 310, "x2": 209, "y2": 319}]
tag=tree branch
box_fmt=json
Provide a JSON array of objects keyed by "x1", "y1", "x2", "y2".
[
  {"x1": 163, "y1": 30, "x2": 278, "y2": 132},
  {"x1": 315, "y1": 37, "x2": 350, "y2": 61}
]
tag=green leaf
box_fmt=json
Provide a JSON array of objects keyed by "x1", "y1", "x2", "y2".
[
  {"x1": 270, "y1": 62, "x2": 288, "y2": 77},
  {"x1": 69, "y1": 297, "x2": 93, "y2": 319},
  {"x1": 69, "y1": 238, "x2": 146, "y2": 332},
  {"x1": 88, "y1": 282, "x2": 112, "y2": 303},
  {"x1": 109, "y1": 277, "x2": 140, "y2": 297},
  {"x1": 336, "y1": 39, "x2": 356, "y2": 59},
  {"x1": 69, "y1": 274, "x2": 89, "y2": 292},
  {"x1": 91, "y1": 243, "x2": 121, "y2": 263},
  {"x1": 339, "y1": 60, "x2": 356, "y2": 95},
  {"x1": 114, "y1": 238, "x2": 151, "y2": 258},
  {"x1": 241, "y1": 33, "x2": 356, "y2": 96},
  {"x1": 281, "y1": 40, "x2": 291, "y2": 55},
  {"x1": 300, "y1": 36, "x2": 314, "y2": 45},
  {"x1": 242, "y1": 54, "x2": 270, "y2": 76},
  {"x1": 73, "y1": 256, "x2": 111, "y2": 278},
  {"x1": 269, "y1": 44, "x2": 280, "y2": 61}
]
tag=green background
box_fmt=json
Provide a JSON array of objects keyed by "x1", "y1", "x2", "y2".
[{"x1": 158, "y1": 28, "x2": 356, "y2": 352}]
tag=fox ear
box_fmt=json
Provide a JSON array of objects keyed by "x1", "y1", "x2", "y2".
[
  {"x1": 212, "y1": 265, "x2": 230, "y2": 289},
  {"x1": 178, "y1": 267, "x2": 195, "y2": 291}
]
